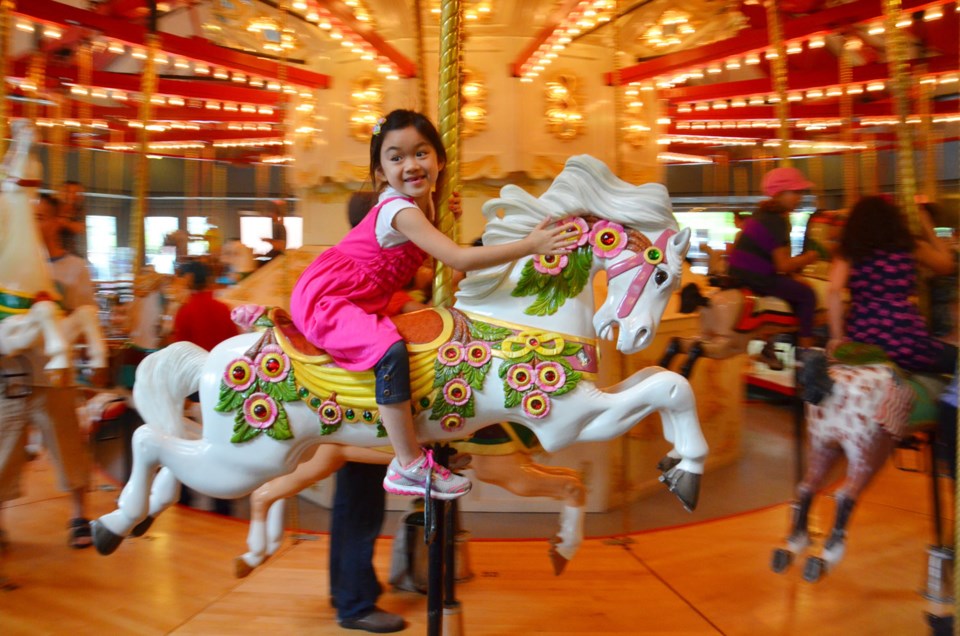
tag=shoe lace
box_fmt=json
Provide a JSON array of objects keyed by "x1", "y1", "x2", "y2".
[{"x1": 422, "y1": 449, "x2": 453, "y2": 479}]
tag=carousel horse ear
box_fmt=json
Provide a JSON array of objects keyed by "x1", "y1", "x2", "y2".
[{"x1": 673, "y1": 227, "x2": 692, "y2": 252}]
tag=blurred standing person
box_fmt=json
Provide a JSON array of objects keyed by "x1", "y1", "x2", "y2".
[{"x1": 58, "y1": 180, "x2": 87, "y2": 260}]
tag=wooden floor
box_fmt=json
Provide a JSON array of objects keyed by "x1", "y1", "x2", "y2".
[{"x1": 0, "y1": 452, "x2": 953, "y2": 635}]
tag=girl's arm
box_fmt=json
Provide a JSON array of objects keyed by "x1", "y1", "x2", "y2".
[
  {"x1": 825, "y1": 257, "x2": 850, "y2": 355},
  {"x1": 771, "y1": 245, "x2": 818, "y2": 274},
  {"x1": 914, "y1": 207, "x2": 956, "y2": 275},
  {"x1": 394, "y1": 207, "x2": 575, "y2": 273}
]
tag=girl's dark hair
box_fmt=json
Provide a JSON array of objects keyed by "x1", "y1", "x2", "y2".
[
  {"x1": 838, "y1": 195, "x2": 916, "y2": 263},
  {"x1": 368, "y1": 109, "x2": 446, "y2": 193}
]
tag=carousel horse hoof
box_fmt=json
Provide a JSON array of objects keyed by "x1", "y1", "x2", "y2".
[
  {"x1": 234, "y1": 557, "x2": 255, "y2": 579},
  {"x1": 656, "y1": 454, "x2": 682, "y2": 473},
  {"x1": 659, "y1": 467, "x2": 700, "y2": 512},
  {"x1": 90, "y1": 519, "x2": 124, "y2": 556},
  {"x1": 548, "y1": 538, "x2": 569, "y2": 576},
  {"x1": 770, "y1": 548, "x2": 794, "y2": 573},
  {"x1": 129, "y1": 515, "x2": 155, "y2": 538},
  {"x1": 802, "y1": 556, "x2": 827, "y2": 583}
]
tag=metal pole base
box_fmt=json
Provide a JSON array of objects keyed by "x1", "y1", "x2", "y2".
[
  {"x1": 442, "y1": 602, "x2": 465, "y2": 636},
  {"x1": 920, "y1": 545, "x2": 954, "y2": 604}
]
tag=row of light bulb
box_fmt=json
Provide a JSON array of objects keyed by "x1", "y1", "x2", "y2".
[{"x1": 517, "y1": 0, "x2": 614, "y2": 81}]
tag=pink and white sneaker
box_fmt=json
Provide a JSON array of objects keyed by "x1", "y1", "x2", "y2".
[{"x1": 384, "y1": 450, "x2": 472, "y2": 500}]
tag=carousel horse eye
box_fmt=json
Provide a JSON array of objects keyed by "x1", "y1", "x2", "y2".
[{"x1": 655, "y1": 269, "x2": 669, "y2": 286}]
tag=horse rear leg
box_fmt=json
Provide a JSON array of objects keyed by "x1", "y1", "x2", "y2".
[
  {"x1": 92, "y1": 425, "x2": 163, "y2": 555},
  {"x1": 804, "y1": 431, "x2": 896, "y2": 582},
  {"x1": 129, "y1": 467, "x2": 181, "y2": 538},
  {"x1": 470, "y1": 453, "x2": 586, "y2": 574}
]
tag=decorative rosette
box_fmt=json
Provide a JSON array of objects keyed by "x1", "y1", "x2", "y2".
[
  {"x1": 255, "y1": 345, "x2": 290, "y2": 383},
  {"x1": 318, "y1": 398, "x2": 343, "y2": 426},
  {"x1": 224, "y1": 357, "x2": 256, "y2": 392},
  {"x1": 565, "y1": 216, "x2": 591, "y2": 248},
  {"x1": 464, "y1": 341, "x2": 492, "y2": 368},
  {"x1": 443, "y1": 378, "x2": 472, "y2": 406},
  {"x1": 532, "y1": 253, "x2": 569, "y2": 276},
  {"x1": 506, "y1": 363, "x2": 535, "y2": 392},
  {"x1": 643, "y1": 245, "x2": 664, "y2": 266},
  {"x1": 589, "y1": 220, "x2": 627, "y2": 259},
  {"x1": 535, "y1": 361, "x2": 566, "y2": 393},
  {"x1": 231, "y1": 304, "x2": 267, "y2": 332},
  {"x1": 243, "y1": 393, "x2": 279, "y2": 429},
  {"x1": 438, "y1": 341, "x2": 465, "y2": 366},
  {"x1": 522, "y1": 390, "x2": 551, "y2": 419},
  {"x1": 440, "y1": 413, "x2": 464, "y2": 433}
]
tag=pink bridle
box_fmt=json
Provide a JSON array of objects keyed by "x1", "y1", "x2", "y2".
[{"x1": 605, "y1": 229, "x2": 677, "y2": 319}]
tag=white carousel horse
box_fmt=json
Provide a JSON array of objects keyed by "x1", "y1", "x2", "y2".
[
  {"x1": 91, "y1": 154, "x2": 708, "y2": 557},
  {"x1": 0, "y1": 120, "x2": 107, "y2": 378},
  {"x1": 232, "y1": 423, "x2": 586, "y2": 578},
  {"x1": 771, "y1": 346, "x2": 946, "y2": 582}
]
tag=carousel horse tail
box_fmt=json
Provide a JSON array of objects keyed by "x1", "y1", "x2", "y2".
[{"x1": 132, "y1": 341, "x2": 208, "y2": 437}]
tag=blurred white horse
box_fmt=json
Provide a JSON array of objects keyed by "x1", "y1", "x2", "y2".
[{"x1": 0, "y1": 120, "x2": 106, "y2": 379}]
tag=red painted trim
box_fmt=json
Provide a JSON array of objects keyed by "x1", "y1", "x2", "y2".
[
  {"x1": 319, "y1": 0, "x2": 416, "y2": 78},
  {"x1": 746, "y1": 375, "x2": 796, "y2": 397},
  {"x1": 608, "y1": 0, "x2": 955, "y2": 85},
  {"x1": 510, "y1": 0, "x2": 583, "y2": 77},
  {"x1": 13, "y1": 0, "x2": 330, "y2": 89}
]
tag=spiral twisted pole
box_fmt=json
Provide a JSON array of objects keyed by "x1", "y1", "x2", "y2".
[
  {"x1": 433, "y1": 0, "x2": 463, "y2": 309},
  {"x1": 765, "y1": 1, "x2": 791, "y2": 165}
]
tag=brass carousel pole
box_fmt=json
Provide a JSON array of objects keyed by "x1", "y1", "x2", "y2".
[
  {"x1": 840, "y1": 37, "x2": 858, "y2": 208},
  {"x1": 765, "y1": 1, "x2": 791, "y2": 165},
  {"x1": 414, "y1": 0, "x2": 428, "y2": 112},
  {"x1": 77, "y1": 41, "x2": 93, "y2": 192},
  {"x1": 0, "y1": 0, "x2": 13, "y2": 157},
  {"x1": 131, "y1": 28, "x2": 159, "y2": 270},
  {"x1": 433, "y1": 0, "x2": 462, "y2": 309}
]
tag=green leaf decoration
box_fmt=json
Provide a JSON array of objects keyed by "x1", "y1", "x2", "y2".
[
  {"x1": 376, "y1": 423, "x2": 388, "y2": 438},
  {"x1": 215, "y1": 381, "x2": 246, "y2": 413},
  {"x1": 231, "y1": 411, "x2": 263, "y2": 444},
  {"x1": 278, "y1": 372, "x2": 299, "y2": 401},
  {"x1": 512, "y1": 247, "x2": 593, "y2": 316},
  {"x1": 503, "y1": 387, "x2": 523, "y2": 409},
  {"x1": 320, "y1": 422, "x2": 341, "y2": 436},
  {"x1": 468, "y1": 320, "x2": 513, "y2": 342},
  {"x1": 561, "y1": 341, "x2": 584, "y2": 356},
  {"x1": 253, "y1": 314, "x2": 275, "y2": 328},
  {"x1": 430, "y1": 396, "x2": 457, "y2": 420},
  {"x1": 461, "y1": 398, "x2": 475, "y2": 419},
  {"x1": 463, "y1": 364, "x2": 489, "y2": 390},
  {"x1": 434, "y1": 360, "x2": 463, "y2": 388},
  {"x1": 266, "y1": 408, "x2": 293, "y2": 441},
  {"x1": 551, "y1": 370, "x2": 582, "y2": 397},
  {"x1": 262, "y1": 379, "x2": 285, "y2": 402}
]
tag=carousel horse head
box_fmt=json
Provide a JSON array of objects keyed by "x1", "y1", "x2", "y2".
[{"x1": 459, "y1": 155, "x2": 690, "y2": 354}]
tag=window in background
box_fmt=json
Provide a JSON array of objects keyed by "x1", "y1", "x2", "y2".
[
  {"x1": 283, "y1": 216, "x2": 303, "y2": 249},
  {"x1": 239, "y1": 215, "x2": 303, "y2": 254},
  {"x1": 86, "y1": 215, "x2": 117, "y2": 280},
  {"x1": 186, "y1": 216, "x2": 211, "y2": 256},
  {"x1": 145, "y1": 216, "x2": 179, "y2": 274}
]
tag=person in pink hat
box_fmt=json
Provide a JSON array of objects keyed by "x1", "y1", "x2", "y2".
[{"x1": 728, "y1": 166, "x2": 821, "y2": 352}]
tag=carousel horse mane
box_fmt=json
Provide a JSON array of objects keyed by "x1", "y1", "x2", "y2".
[{"x1": 457, "y1": 154, "x2": 677, "y2": 303}]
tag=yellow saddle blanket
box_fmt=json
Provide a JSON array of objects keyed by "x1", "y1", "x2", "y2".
[{"x1": 269, "y1": 307, "x2": 456, "y2": 413}]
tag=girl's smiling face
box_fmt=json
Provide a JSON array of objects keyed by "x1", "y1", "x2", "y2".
[{"x1": 375, "y1": 126, "x2": 444, "y2": 207}]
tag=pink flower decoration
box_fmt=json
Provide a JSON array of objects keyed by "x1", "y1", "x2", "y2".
[
  {"x1": 522, "y1": 390, "x2": 551, "y2": 419},
  {"x1": 438, "y1": 342, "x2": 465, "y2": 367},
  {"x1": 440, "y1": 413, "x2": 464, "y2": 432},
  {"x1": 535, "y1": 361, "x2": 566, "y2": 393},
  {"x1": 224, "y1": 357, "x2": 256, "y2": 392},
  {"x1": 318, "y1": 399, "x2": 342, "y2": 425},
  {"x1": 532, "y1": 253, "x2": 569, "y2": 276},
  {"x1": 231, "y1": 304, "x2": 266, "y2": 332},
  {"x1": 243, "y1": 392, "x2": 279, "y2": 429},
  {"x1": 443, "y1": 378, "x2": 472, "y2": 406},
  {"x1": 565, "y1": 216, "x2": 591, "y2": 248},
  {"x1": 255, "y1": 344, "x2": 290, "y2": 383},
  {"x1": 589, "y1": 220, "x2": 628, "y2": 259},
  {"x1": 506, "y1": 363, "x2": 535, "y2": 392},
  {"x1": 464, "y1": 341, "x2": 492, "y2": 367}
]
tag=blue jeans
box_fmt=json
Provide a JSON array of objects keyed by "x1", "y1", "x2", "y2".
[{"x1": 330, "y1": 461, "x2": 388, "y2": 621}]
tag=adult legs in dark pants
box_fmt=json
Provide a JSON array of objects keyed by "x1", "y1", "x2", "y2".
[{"x1": 331, "y1": 461, "x2": 405, "y2": 633}]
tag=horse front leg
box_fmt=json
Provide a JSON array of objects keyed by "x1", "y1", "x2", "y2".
[
  {"x1": 470, "y1": 452, "x2": 586, "y2": 575},
  {"x1": 62, "y1": 305, "x2": 108, "y2": 370},
  {"x1": 572, "y1": 371, "x2": 708, "y2": 511}
]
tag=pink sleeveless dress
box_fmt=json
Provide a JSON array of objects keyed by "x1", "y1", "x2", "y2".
[{"x1": 290, "y1": 196, "x2": 426, "y2": 371}]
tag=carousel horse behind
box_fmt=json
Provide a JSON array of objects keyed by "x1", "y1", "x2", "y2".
[
  {"x1": 91, "y1": 154, "x2": 708, "y2": 558},
  {"x1": 0, "y1": 120, "x2": 107, "y2": 380},
  {"x1": 231, "y1": 423, "x2": 586, "y2": 579},
  {"x1": 771, "y1": 345, "x2": 947, "y2": 582}
]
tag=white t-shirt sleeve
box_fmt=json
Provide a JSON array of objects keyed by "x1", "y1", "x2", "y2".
[{"x1": 375, "y1": 188, "x2": 419, "y2": 248}]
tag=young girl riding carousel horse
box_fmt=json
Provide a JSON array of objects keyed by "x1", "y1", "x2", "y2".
[{"x1": 290, "y1": 109, "x2": 578, "y2": 499}]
